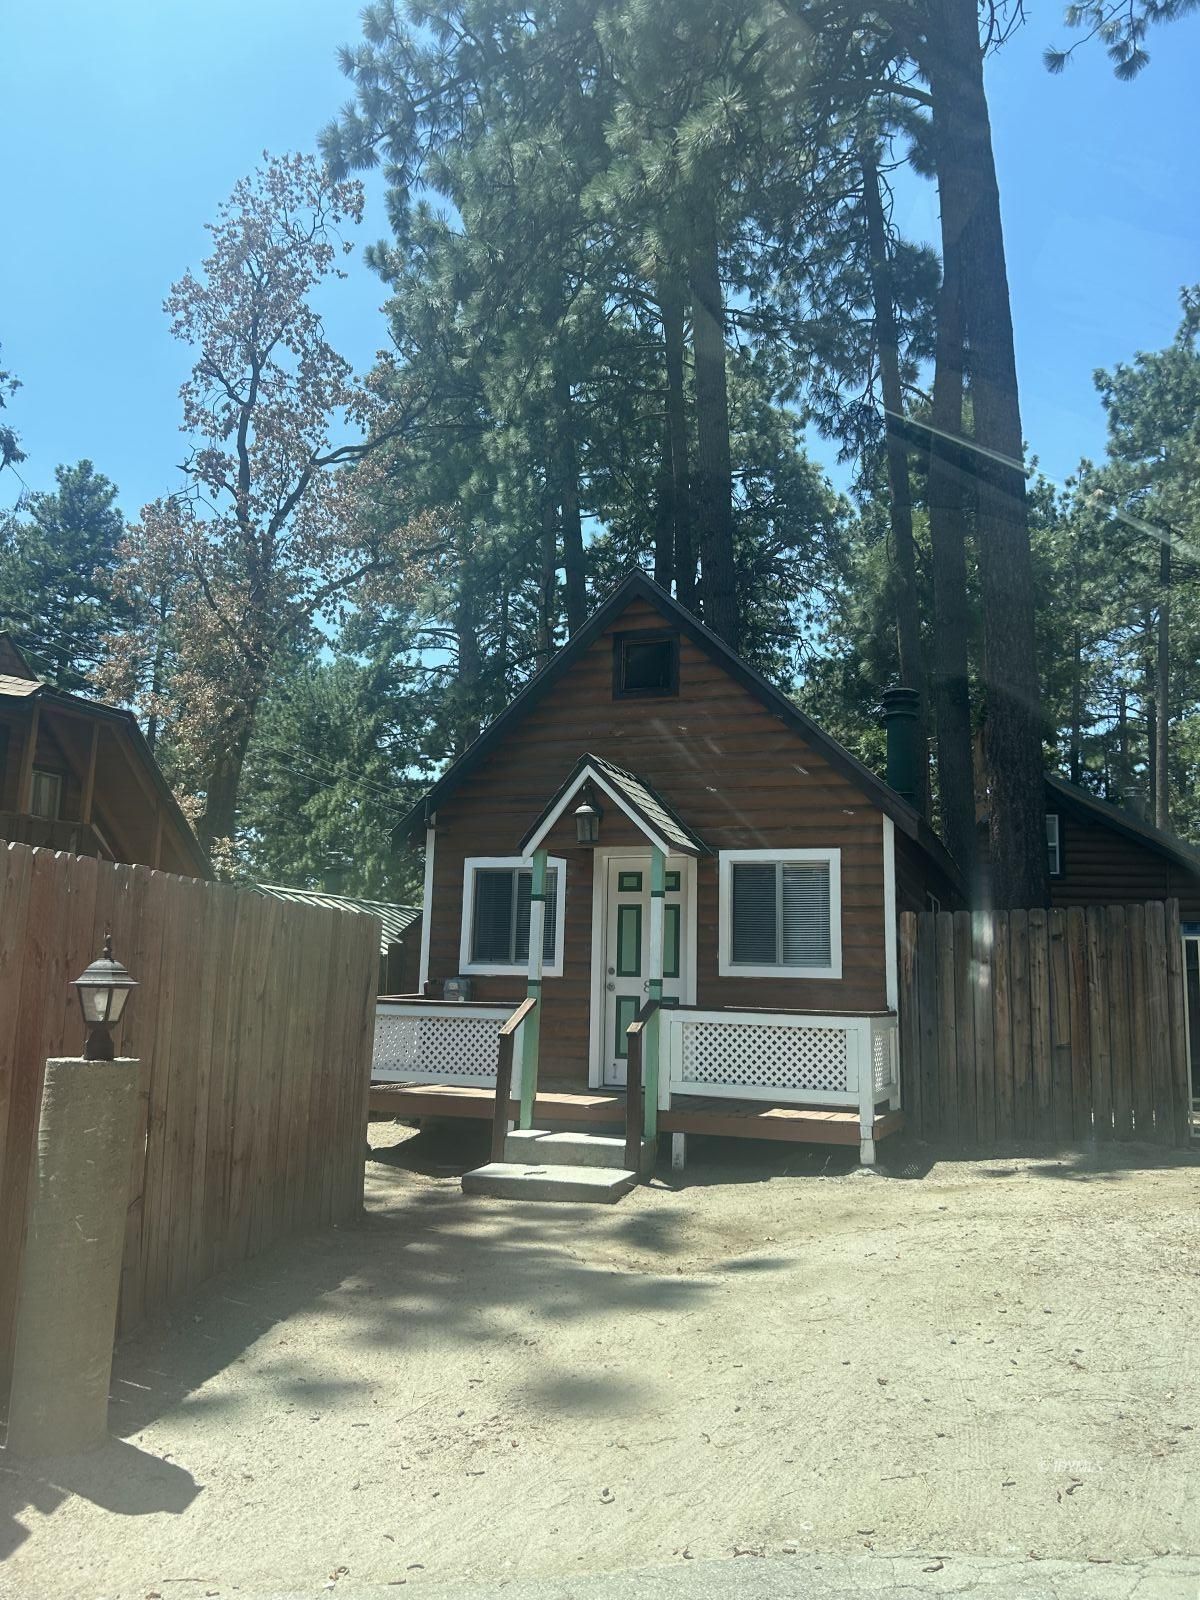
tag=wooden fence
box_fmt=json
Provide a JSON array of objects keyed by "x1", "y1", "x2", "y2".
[
  {"x1": 0, "y1": 842, "x2": 380, "y2": 1410},
  {"x1": 898, "y1": 900, "x2": 1191, "y2": 1147}
]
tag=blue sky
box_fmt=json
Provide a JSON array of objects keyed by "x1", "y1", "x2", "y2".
[{"x1": 2, "y1": 1, "x2": 1197, "y2": 520}]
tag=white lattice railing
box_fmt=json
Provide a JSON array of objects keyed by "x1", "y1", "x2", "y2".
[
  {"x1": 373, "y1": 1001, "x2": 522, "y2": 1091},
  {"x1": 660, "y1": 1009, "x2": 899, "y2": 1110}
]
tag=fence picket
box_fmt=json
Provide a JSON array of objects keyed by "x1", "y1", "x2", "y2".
[
  {"x1": 1084, "y1": 908, "x2": 1112, "y2": 1141},
  {"x1": 935, "y1": 913, "x2": 958, "y2": 1144},
  {"x1": 1106, "y1": 907, "x2": 1133, "y2": 1140},
  {"x1": 992, "y1": 913, "x2": 1014, "y2": 1142},
  {"x1": 1008, "y1": 911, "x2": 1032, "y2": 1139},
  {"x1": 1164, "y1": 901, "x2": 1190, "y2": 1146}
]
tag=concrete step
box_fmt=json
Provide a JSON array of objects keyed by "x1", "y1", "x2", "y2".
[
  {"x1": 505, "y1": 1127, "x2": 656, "y2": 1174},
  {"x1": 461, "y1": 1161, "x2": 638, "y2": 1204}
]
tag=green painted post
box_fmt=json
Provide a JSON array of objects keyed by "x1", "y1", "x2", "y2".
[
  {"x1": 520, "y1": 848, "x2": 547, "y2": 1129},
  {"x1": 645, "y1": 848, "x2": 665, "y2": 1141}
]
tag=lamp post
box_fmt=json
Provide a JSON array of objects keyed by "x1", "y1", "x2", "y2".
[
  {"x1": 574, "y1": 784, "x2": 602, "y2": 846},
  {"x1": 72, "y1": 933, "x2": 138, "y2": 1060}
]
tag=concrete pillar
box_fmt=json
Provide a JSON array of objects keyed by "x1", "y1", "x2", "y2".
[{"x1": 6, "y1": 1058, "x2": 140, "y2": 1456}]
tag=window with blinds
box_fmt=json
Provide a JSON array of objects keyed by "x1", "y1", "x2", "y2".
[
  {"x1": 470, "y1": 866, "x2": 558, "y2": 966},
  {"x1": 720, "y1": 849, "x2": 840, "y2": 976},
  {"x1": 731, "y1": 861, "x2": 831, "y2": 967}
]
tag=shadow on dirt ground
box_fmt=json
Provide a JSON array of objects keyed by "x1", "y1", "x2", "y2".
[{"x1": 5, "y1": 1117, "x2": 1199, "y2": 1596}]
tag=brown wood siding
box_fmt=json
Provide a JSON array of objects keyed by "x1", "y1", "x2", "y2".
[
  {"x1": 427, "y1": 596, "x2": 891, "y2": 1084},
  {"x1": 894, "y1": 827, "x2": 960, "y2": 915},
  {"x1": 1050, "y1": 809, "x2": 1200, "y2": 920}
]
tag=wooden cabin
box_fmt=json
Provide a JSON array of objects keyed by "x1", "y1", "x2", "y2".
[
  {"x1": 1042, "y1": 775, "x2": 1200, "y2": 918},
  {"x1": 0, "y1": 634, "x2": 208, "y2": 877},
  {"x1": 373, "y1": 572, "x2": 961, "y2": 1173}
]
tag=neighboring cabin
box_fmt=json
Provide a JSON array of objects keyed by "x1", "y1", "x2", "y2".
[
  {"x1": 0, "y1": 633, "x2": 208, "y2": 878},
  {"x1": 1043, "y1": 775, "x2": 1200, "y2": 919}
]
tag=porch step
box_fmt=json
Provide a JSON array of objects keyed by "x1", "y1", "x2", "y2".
[
  {"x1": 505, "y1": 1127, "x2": 656, "y2": 1175},
  {"x1": 462, "y1": 1161, "x2": 638, "y2": 1204}
]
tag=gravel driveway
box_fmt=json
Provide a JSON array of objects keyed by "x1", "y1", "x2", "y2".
[{"x1": 3, "y1": 1123, "x2": 1199, "y2": 1598}]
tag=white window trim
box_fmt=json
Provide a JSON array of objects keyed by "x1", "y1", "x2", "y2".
[
  {"x1": 31, "y1": 767, "x2": 64, "y2": 822},
  {"x1": 718, "y1": 847, "x2": 842, "y2": 980},
  {"x1": 1046, "y1": 813, "x2": 1062, "y2": 877},
  {"x1": 417, "y1": 821, "x2": 436, "y2": 994},
  {"x1": 459, "y1": 855, "x2": 567, "y2": 977}
]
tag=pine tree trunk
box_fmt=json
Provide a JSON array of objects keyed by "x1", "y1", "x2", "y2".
[
  {"x1": 537, "y1": 492, "x2": 557, "y2": 665},
  {"x1": 688, "y1": 198, "x2": 738, "y2": 647},
  {"x1": 926, "y1": 120, "x2": 977, "y2": 890},
  {"x1": 554, "y1": 370, "x2": 587, "y2": 634},
  {"x1": 861, "y1": 144, "x2": 928, "y2": 815},
  {"x1": 1069, "y1": 624, "x2": 1083, "y2": 784},
  {"x1": 653, "y1": 417, "x2": 675, "y2": 589},
  {"x1": 454, "y1": 565, "x2": 482, "y2": 755},
  {"x1": 1143, "y1": 608, "x2": 1157, "y2": 818},
  {"x1": 658, "y1": 266, "x2": 695, "y2": 607},
  {"x1": 1155, "y1": 535, "x2": 1170, "y2": 828},
  {"x1": 923, "y1": 0, "x2": 1048, "y2": 909}
]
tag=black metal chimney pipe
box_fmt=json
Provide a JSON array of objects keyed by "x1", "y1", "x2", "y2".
[{"x1": 882, "y1": 686, "x2": 921, "y2": 808}]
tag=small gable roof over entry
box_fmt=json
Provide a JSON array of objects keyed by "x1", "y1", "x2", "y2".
[
  {"x1": 519, "y1": 753, "x2": 708, "y2": 858},
  {"x1": 400, "y1": 571, "x2": 961, "y2": 886}
]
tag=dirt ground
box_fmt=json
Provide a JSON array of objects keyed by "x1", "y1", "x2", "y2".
[{"x1": 3, "y1": 1122, "x2": 1200, "y2": 1598}]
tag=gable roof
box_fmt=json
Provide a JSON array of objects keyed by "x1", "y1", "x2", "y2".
[
  {"x1": 254, "y1": 884, "x2": 420, "y2": 954},
  {"x1": 400, "y1": 570, "x2": 963, "y2": 890},
  {"x1": 0, "y1": 632, "x2": 38, "y2": 680},
  {"x1": 519, "y1": 752, "x2": 709, "y2": 858},
  {"x1": 1046, "y1": 775, "x2": 1200, "y2": 882},
  {"x1": 0, "y1": 666, "x2": 211, "y2": 877}
]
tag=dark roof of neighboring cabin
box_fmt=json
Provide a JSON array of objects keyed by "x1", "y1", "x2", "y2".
[
  {"x1": 518, "y1": 752, "x2": 710, "y2": 857},
  {"x1": 254, "y1": 885, "x2": 420, "y2": 954},
  {"x1": 400, "y1": 571, "x2": 963, "y2": 892},
  {"x1": 0, "y1": 636, "x2": 210, "y2": 876},
  {"x1": 0, "y1": 632, "x2": 39, "y2": 680},
  {"x1": 1046, "y1": 775, "x2": 1200, "y2": 882}
]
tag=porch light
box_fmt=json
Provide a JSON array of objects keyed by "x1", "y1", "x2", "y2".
[
  {"x1": 72, "y1": 933, "x2": 138, "y2": 1061},
  {"x1": 574, "y1": 784, "x2": 602, "y2": 846}
]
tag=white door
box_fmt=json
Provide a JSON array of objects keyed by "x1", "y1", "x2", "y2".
[{"x1": 600, "y1": 854, "x2": 689, "y2": 1087}]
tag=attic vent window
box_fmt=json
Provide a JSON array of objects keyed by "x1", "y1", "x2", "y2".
[{"x1": 613, "y1": 631, "x2": 678, "y2": 699}]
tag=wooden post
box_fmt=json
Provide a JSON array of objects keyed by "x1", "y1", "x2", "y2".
[
  {"x1": 624, "y1": 1018, "x2": 644, "y2": 1173},
  {"x1": 519, "y1": 849, "x2": 547, "y2": 1129},
  {"x1": 492, "y1": 997, "x2": 536, "y2": 1162},
  {"x1": 17, "y1": 703, "x2": 40, "y2": 813},
  {"x1": 81, "y1": 721, "x2": 99, "y2": 826},
  {"x1": 644, "y1": 848, "x2": 665, "y2": 1140}
]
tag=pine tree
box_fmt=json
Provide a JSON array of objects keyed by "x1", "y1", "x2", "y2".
[{"x1": 0, "y1": 460, "x2": 128, "y2": 691}]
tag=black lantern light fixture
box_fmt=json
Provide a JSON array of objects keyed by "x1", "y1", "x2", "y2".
[
  {"x1": 574, "y1": 783, "x2": 602, "y2": 846},
  {"x1": 72, "y1": 933, "x2": 138, "y2": 1061}
]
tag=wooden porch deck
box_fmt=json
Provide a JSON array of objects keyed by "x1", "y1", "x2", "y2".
[{"x1": 368, "y1": 1081, "x2": 904, "y2": 1147}]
